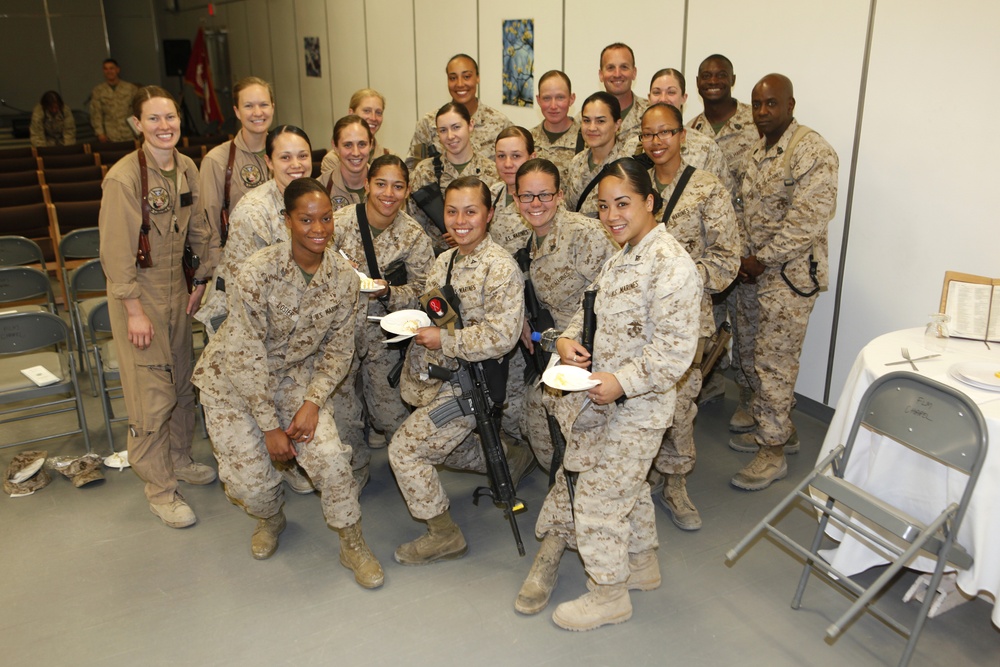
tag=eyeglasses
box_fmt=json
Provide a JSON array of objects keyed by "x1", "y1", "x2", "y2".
[
  {"x1": 640, "y1": 128, "x2": 684, "y2": 142},
  {"x1": 516, "y1": 192, "x2": 557, "y2": 204}
]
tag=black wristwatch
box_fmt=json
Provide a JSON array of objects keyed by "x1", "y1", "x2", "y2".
[{"x1": 192, "y1": 278, "x2": 210, "y2": 286}]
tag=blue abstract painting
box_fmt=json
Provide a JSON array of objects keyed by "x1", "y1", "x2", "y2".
[{"x1": 503, "y1": 19, "x2": 534, "y2": 107}]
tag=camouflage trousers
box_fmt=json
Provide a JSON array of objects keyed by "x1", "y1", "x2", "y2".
[
  {"x1": 733, "y1": 281, "x2": 760, "y2": 391},
  {"x1": 204, "y1": 379, "x2": 360, "y2": 528},
  {"x1": 388, "y1": 383, "x2": 487, "y2": 521},
  {"x1": 360, "y1": 335, "x2": 412, "y2": 444},
  {"x1": 502, "y1": 349, "x2": 527, "y2": 442},
  {"x1": 535, "y1": 427, "x2": 661, "y2": 585},
  {"x1": 654, "y1": 363, "x2": 702, "y2": 475},
  {"x1": 328, "y1": 356, "x2": 368, "y2": 475},
  {"x1": 744, "y1": 286, "x2": 816, "y2": 447},
  {"x1": 519, "y1": 383, "x2": 565, "y2": 472}
]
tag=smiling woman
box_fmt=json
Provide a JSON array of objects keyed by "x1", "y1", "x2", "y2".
[
  {"x1": 193, "y1": 177, "x2": 384, "y2": 588},
  {"x1": 98, "y1": 85, "x2": 219, "y2": 529},
  {"x1": 322, "y1": 114, "x2": 373, "y2": 211}
]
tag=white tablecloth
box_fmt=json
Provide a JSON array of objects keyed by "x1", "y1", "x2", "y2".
[{"x1": 819, "y1": 328, "x2": 1000, "y2": 626}]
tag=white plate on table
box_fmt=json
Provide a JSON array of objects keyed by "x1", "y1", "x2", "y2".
[
  {"x1": 949, "y1": 361, "x2": 1000, "y2": 392},
  {"x1": 380, "y1": 310, "x2": 431, "y2": 338},
  {"x1": 359, "y1": 277, "x2": 383, "y2": 294},
  {"x1": 542, "y1": 365, "x2": 601, "y2": 392}
]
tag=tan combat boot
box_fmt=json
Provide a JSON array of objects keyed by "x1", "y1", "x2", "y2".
[
  {"x1": 251, "y1": 510, "x2": 286, "y2": 559},
  {"x1": 514, "y1": 534, "x2": 566, "y2": 614},
  {"x1": 552, "y1": 582, "x2": 632, "y2": 631},
  {"x1": 660, "y1": 474, "x2": 702, "y2": 531},
  {"x1": 729, "y1": 386, "x2": 755, "y2": 433},
  {"x1": 731, "y1": 445, "x2": 787, "y2": 491},
  {"x1": 588, "y1": 550, "x2": 661, "y2": 591},
  {"x1": 730, "y1": 427, "x2": 799, "y2": 454},
  {"x1": 278, "y1": 464, "x2": 315, "y2": 495},
  {"x1": 393, "y1": 509, "x2": 468, "y2": 565},
  {"x1": 337, "y1": 520, "x2": 384, "y2": 588}
]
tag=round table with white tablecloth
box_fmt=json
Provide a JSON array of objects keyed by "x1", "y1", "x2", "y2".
[{"x1": 818, "y1": 327, "x2": 1000, "y2": 627}]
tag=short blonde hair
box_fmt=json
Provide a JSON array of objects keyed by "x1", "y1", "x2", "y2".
[
  {"x1": 233, "y1": 76, "x2": 274, "y2": 105},
  {"x1": 348, "y1": 88, "x2": 386, "y2": 111}
]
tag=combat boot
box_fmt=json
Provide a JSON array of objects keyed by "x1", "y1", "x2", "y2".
[
  {"x1": 731, "y1": 445, "x2": 787, "y2": 491},
  {"x1": 588, "y1": 550, "x2": 661, "y2": 591},
  {"x1": 149, "y1": 494, "x2": 196, "y2": 529},
  {"x1": 279, "y1": 464, "x2": 315, "y2": 494},
  {"x1": 729, "y1": 427, "x2": 799, "y2": 454},
  {"x1": 697, "y1": 370, "x2": 726, "y2": 406},
  {"x1": 394, "y1": 509, "x2": 468, "y2": 565},
  {"x1": 353, "y1": 465, "x2": 370, "y2": 494},
  {"x1": 658, "y1": 474, "x2": 702, "y2": 531},
  {"x1": 251, "y1": 510, "x2": 286, "y2": 559},
  {"x1": 337, "y1": 520, "x2": 384, "y2": 588},
  {"x1": 505, "y1": 440, "x2": 537, "y2": 489},
  {"x1": 729, "y1": 386, "x2": 755, "y2": 433},
  {"x1": 552, "y1": 582, "x2": 632, "y2": 631},
  {"x1": 514, "y1": 534, "x2": 566, "y2": 614}
]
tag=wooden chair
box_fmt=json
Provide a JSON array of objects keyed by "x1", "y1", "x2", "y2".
[
  {"x1": 88, "y1": 140, "x2": 137, "y2": 154},
  {"x1": 42, "y1": 180, "x2": 103, "y2": 204},
  {"x1": 0, "y1": 203, "x2": 55, "y2": 265},
  {"x1": 178, "y1": 145, "x2": 205, "y2": 160},
  {"x1": 34, "y1": 144, "x2": 88, "y2": 157},
  {"x1": 0, "y1": 184, "x2": 46, "y2": 208},
  {"x1": 37, "y1": 153, "x2": 100, "y2": 170},
  {"x1": 0, "y1": 147, "x2": 35, "y2": 160},
  {"x1": 94, "y1": 149, "x2": 131, "y2": 167},
  {"x1": 39, "y1": 165, "x2": 105, "y2": 184},
  {"x1": 185, "y1": 133, "x2": 230, "y2": 148},
  {"x1": 0, "y1": 157, "x2": 40, "y2": 173},
  {"x1": 0, "y1": 171, "x2": 41, "y2": 189}
]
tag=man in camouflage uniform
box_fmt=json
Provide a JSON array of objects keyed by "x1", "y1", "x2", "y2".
[
  {"x1": 517, "y1": 222, "x2": 702, "y2": 630},
  {"x1": 686, "y1": 53, "x2": 762, "y2": 423},
  {"x1": 729, "y1": 74, "x2": 838, "y2": 491},
  {"x1": 90, "y1": 59, "x2": 138, "y2": 143},
  {"x1": 406, "y1": 54, "x2": 512, "y2": 168},
  {"x1": 578, "y1": 43, "x2": 648, "y2": 144}
]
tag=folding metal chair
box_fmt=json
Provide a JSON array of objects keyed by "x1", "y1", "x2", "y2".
[
  {"x1": 726, "y1": 371, "x2": 988, "y2": 667},
  {"x1": 0, "y1": 311, "x2": 90, "y2": 452},
  {"x1": 0, "y1": 266, "x2": 57, "y2": 314},
  {"x1": 88, "y1": 299, "x2": 124, "y2": 453},
  {"x1": 66, "y1": 258, "x2": 106, "y2": 393},
  {"x1": 0, "y1": 235, "x2": 47, "y2": 273}
]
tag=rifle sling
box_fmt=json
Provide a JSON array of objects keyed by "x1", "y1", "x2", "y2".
[{"x1": 661, "y1": 165, "x2": 696, "y2": 223}]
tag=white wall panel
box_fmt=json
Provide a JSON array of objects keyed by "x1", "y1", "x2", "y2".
[
  {"x1": 413, "y1": 0, "x2": 477, "y2": 124},
  {"x1": 476, "y1": 0, "x2": 562, "y2": 130},
  {"x1": 268, "y1": 0, "x2": 302, "y2": 128},
  {"x1": 325, "y1": 0, "x2": 369, "y2": 150},
  {"x1": 564, "y1": 0, "x2": 685, "y2": 115},
  {"x1": 364, "y1": 0, "x2": 417, "y2": 156},
  {"x1": 686, "y1": 0, "x2": 870, "y2": 404},
  {"x1": 829, "y1": 0, "x2": 1000, "y2": 401},
  {"x1": 244, "y1": 0, "x2": 275, "y2": 83},
  {"x1": 292, "y1": 0, "x2": 332, "y2": 147}
]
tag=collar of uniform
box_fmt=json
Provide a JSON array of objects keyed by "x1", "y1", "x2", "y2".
[
  {"x1": 452, "y1": 232, "x2": 496, "y2": 268},
  {"x1": 262, "y1": 179, "x2": 284, "y2": 214},
  {"x1": 276, "y1": 240, "x2": 338, "y2": 288},
  {"x1": 755, "y1": 118, "x2": 800, "y2": 159},
  {"x1": 619, "y1": 224, "x2": 665, "y2": 261},
  {"x1": 532, "y1": 206, "x2": 570, "y2": 259}
]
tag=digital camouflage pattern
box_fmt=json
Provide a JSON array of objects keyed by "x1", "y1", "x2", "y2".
[{"x1": 90, "y1": 80, "x2": 138, "y2": 142}]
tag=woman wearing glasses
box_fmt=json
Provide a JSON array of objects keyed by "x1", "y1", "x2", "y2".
[
  {"x1": 564, "y1": 92, "x2": 632, "y2": 219},
  {"x1": 647, "y1": 68, "x2": 735, "y2": 197},
  {"x1": 639, "y1": 103, "x2": 739, "y2": 531},
  {"x1": 513, "y1": 157, "x2": 617, "y2": 475}
]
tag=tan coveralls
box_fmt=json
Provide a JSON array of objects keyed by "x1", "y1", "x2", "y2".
[
  {"x1": 199, "y1": 131, "x2": 271, "y2": 242},
  {"x1": 98, "y1": 145, "x2": 217, "y2": 504}
]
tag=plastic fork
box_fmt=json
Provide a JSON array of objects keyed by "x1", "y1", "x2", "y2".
[{"x1": 900, "y1": 347, "x2": 919, "y2": 371}]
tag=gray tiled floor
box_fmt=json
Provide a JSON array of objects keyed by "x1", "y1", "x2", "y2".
[{"x1": 2, "y1": 380, "x2": 998, "y2": 666}]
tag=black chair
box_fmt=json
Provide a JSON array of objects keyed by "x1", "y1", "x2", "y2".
[
  {"x1": 40, "y1": 165, "x2": 105, "y2": 184},
  {"x1": 0, "y1": 171, "x2": 41, "y2": 189},
  {"x1": 89, "y1": 140, "x2": 137, "y2": 154},
  {"x1": 0, "y1": 184, "x2": 46, "y2": 208},
  {"x1": 34, "y1": 144, "x2": 87, "y2": 156},
  {"x1": 0, "y1": 203, "x2": 54, "y2": 264},
  {"x1": 178, "y1": 145, "x2": 205, "y2": 159},
  {"x1": 185, "y1": 133, "x2": 230, "y2": 148},
  {"x1": 726, "y1": 372, "x2": 989, "y2": 667},
  {"x1": 95, "y1": 149, "x2": 131, "y2": 167},
  {"x1": 37, "y1": 153, "x2": 99, "y2": 170},
  {"x1": 43, "y1": 180, "x2": 103, "y2": 204},
  {"x1": 0, "y1": 147, "x2": 35, "y2": 160},
  {"x1": 0, "y1": 311, "x2": 91, "y2": 452},
  {"x1": 0, "y1": 157, "x2": 40, "y2": 173}
]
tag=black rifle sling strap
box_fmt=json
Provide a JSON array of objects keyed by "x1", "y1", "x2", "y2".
[
  {"x1": 575, "y1": 128, "x2": 585, "y2": 154},
  {"x1": 574, "y1": 166, "x2": 604, "y2": 213},
  {"x1": 355, "y1": 202, "x2": 392, "y2": 310},
  {"x1": 661, "y1": 165, "x2": 696, "y2": 224}
]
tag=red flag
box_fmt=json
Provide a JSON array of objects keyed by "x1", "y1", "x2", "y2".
[{"x1": 184, "y1": 27, "x2": 224, "y2": 124}]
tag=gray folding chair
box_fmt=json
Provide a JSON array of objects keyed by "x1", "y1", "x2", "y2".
[
  {"x1": 0, "y1": 311, "x2": 90, "y2": 452},
  {"x1": 0, "y1": 235, "x2": 47, "y2": 273},
  {"x1": 67, "y1": 258, "x2": 107, "y2": 393},
  {"x1": 0, "y1": 265, "x2": 57, "y2": 314},
  {"x1": 726, "y1": 371, "x2": 988, "y2": 667},
  {"x1": 88, "y1": 299, "x2": 124, "y2": 453}
]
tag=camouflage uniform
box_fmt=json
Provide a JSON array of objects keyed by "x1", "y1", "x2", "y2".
[
  {"x1": 738, "y1": 120, "x2": 838, "y2": 447},
  {"x1": 681, "y1": 129, "x2": 737, "y2": 201},
  {"x1": 487, "y1": 184, "x2": 530, "y2": 440},
  {"x1": 407, "y1": 154, "x2": 500, "y2": 254},
  {"x1": 406, "y1": 103, "x2": 513, "y2": 168},
  {"x1": 30, "y1": 103, "x2": 75, "y2": 147},
  {"x1": 89, "y1": 80, "x2": 138, "y2": 142},
  {"x1": 98, "y1": 145, "x2": 217, "y2": 504},
  {"x1": 332, "y1": 204, "x2": 435, "y2": 473},
  {"x1": 321, "y1": 166, "x2": 366, "y2": 213},
  {"x1": 192, "y1": 242, "x2": 363, "y2": 527},
  {"x1": 688, "y1": 101, "x2": 759, "y2": 391},
  {"x1": 648, "y1": 164, "x2": 740, "y2": 474},
  {"x1": 564, "y1": 140, "x2": 633, "y2": 219},
  {"x1": 530, "y1": 120, "x2": 581, "y2": 186},
  {"x1": 197, "y1": 174, "x2": 335, "y2": 332},
  {"x1": 200, "y1": 131, "x2": 271, "y2": 242},
  {"x1": 575, "y1": 95, "x2": 648, "y2": 146},
  {"x1": 388, "y1": 237, "x2": 524, "y2": 520},
  {"x1": 535, "y1": 225, "x2": 701, "y2": 584},
  {"x1": 519, "y1": 208, "x2": 617, "y2": 471}
]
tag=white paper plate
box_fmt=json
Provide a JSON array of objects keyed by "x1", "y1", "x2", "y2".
[
  {"x1": 358, "y1": 277, "x2": 383, "y2": 293},
  {"x1": 104, "y1": 451, "x2": 131, "y2": 469},
  {"x1": 948, "y1": 362, "x2": 1000, "y2": 392},
  {"x1": 380, "y1": 309, "x2": 431, "y2": 338},
  {"x1": 542, "y1": 365, "x2": 601, "y2": 391}
]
